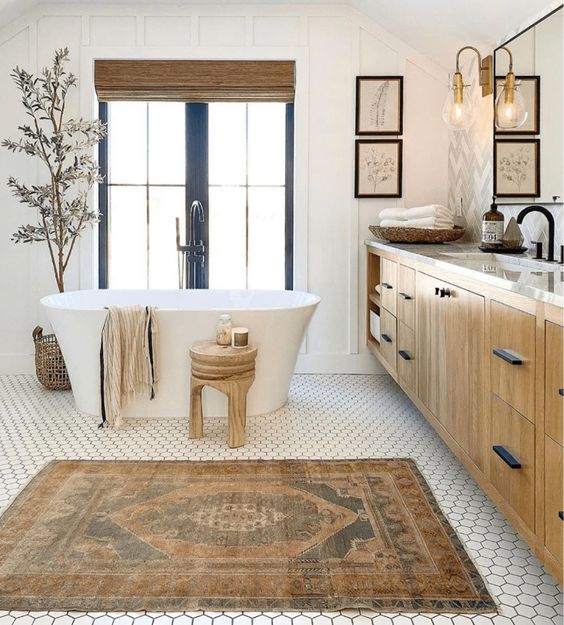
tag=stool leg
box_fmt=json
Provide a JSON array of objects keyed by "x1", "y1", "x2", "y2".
[
  {"x1": 189, "y1": 378, "x2": 204, "y2": 439},
  {"x1": 228, "y1": 382, "x2": 247, "y2": 448}
]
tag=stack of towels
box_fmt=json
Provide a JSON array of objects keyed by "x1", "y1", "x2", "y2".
[{"x1": 379, "y1": 204, "x2": 454, "y2": 229}]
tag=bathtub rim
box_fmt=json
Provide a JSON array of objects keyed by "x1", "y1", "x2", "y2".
[{"x1": 40, "y1": 288, "x2": 321, "y2": 313}]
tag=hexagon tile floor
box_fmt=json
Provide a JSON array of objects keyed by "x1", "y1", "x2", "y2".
[{"x1": 0, "y1": 374, "x2": 562, "y2": 625}]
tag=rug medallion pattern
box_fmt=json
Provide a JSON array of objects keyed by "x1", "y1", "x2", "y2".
[{"x1": 0, "y1": 459, "x2": 496, "y2": 612}]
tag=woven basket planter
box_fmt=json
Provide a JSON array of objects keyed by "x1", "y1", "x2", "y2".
[
  {"x1": 369, "y1": 225, "x2": 465, "y2": 244},
  {"x1": 32, "y1": 326, "x2": 71, "y2": 391}
]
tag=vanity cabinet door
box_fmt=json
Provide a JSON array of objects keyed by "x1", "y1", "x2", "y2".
[
  {"x1": 545, "y1": 321, "x2": 564, "y2": 445},
  {"x1": 544, "y1": 436, "x2": 563, "y2": 565},
  {"x1": 379, "y1": 308, "x2": 397, "y2": 374},
  {"x1": 417, "y1": 272, "x2": 485, "y2": 470}
]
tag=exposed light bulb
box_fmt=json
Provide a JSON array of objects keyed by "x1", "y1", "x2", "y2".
[
  {"x1": 495, "y1": 74, "x2": 528, "y2": 129},
  {"x1": 442, "y1": 74, "x2": 476, "y2": 130}
]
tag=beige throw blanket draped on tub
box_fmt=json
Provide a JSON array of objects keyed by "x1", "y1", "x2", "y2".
[{"x1": 100, "y1": 306, "x2": 159, "y2": 428}]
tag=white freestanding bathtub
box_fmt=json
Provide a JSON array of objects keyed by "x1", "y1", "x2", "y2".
[{"x1": 40, "y1": 289, "x2": 320, "y2": 419}]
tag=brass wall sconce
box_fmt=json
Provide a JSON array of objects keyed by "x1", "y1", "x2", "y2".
[
  {"x1": 495, "y1": 46, "x2": 528, "y2": 129},
  {"x1": 442, "y1": 46, "x2": 493, "y2": 131}
]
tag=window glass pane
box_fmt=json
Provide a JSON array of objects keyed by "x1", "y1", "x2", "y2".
[
  {"x1": 148, "y1": 186, "x2": 185, "y2": 289},
  {"x1": 208, "y1": 186, "x2": 246, "y2": 289},
  {"x1": 248, "y1": 187, "x2": 285, "y2": 289},
  {"x1": 148, "y1": 102, "x2": 185, "y2": 185},
  {"x1": 248, "y1": 103, "x2": 285, "y2": 186},
  {"x1": 108, "y1": 102, "x2": 147, "y2": 184},
  {"x1": 208, "y1": 103, "x2": 246, "y2": 186},
  {"x1": 108, "y1": 186, "x2": 147, "y2": 288}
]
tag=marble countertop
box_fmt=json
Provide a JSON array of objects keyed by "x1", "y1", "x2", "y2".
[{"x1": 365, "y1": 239, "x2": 564, "y2": 307}]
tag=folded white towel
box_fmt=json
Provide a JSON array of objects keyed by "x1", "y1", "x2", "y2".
[
  {"x1": 380, "y1": 215, "x2": 453, "y2": 229},
  {"x1": 379, "y1": 204, "x2": 453, "y2": 221}
]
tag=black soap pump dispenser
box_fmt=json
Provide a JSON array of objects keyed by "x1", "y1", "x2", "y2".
[{"x1": 481, "y1": 196, "x2": 504, "y2": 249}]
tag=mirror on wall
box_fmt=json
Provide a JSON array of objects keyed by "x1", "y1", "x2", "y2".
[{"x1": 493, "y1": 6, "x2": 563, "y2": 204}]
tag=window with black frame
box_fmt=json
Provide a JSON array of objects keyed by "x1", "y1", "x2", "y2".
[{"x1": 98, "y1": 100, "x2": 294, "y2": 290}]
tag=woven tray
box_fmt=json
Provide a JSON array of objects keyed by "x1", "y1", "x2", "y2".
[{"x1": 369, "y1": 225, "x2": 465, "y2": 244}]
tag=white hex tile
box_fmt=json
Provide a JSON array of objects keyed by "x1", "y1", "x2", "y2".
[{"x1": 0, "y1": 374, "x2": 561, "y2": 625}]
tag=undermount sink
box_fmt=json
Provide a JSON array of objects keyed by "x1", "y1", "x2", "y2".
[{"x1": 439, "y1": 251, "x2": 562, "y2": 272}]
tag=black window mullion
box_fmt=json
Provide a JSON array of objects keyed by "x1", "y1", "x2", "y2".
[
  {"x1": 285, "y1": 103, "x2": 295, "y2": 290},
  {"x1": 98, "y1": 102, "x2": 109, "y2": 289},
  {"x1": 185, "y1": 103, "x2": 209, "y2": 289}
]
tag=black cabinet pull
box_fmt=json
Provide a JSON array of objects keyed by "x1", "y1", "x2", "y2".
[
  {"x1": 559, "y1": 511, "x2": 564, "y2": 521},
  {"x1": 559, "y1": 388, "x2": 564, "y2": 397},
  {"x1": 381, "y1": 282, "x2": 393, "y2": 289},
  {"x1": 434, "y1": 287, "x2": 440, "y2": 296},
  {"x1": 493, "y1": 348, "x2": 523, "y2": 365},
  {"x1": 399, "y1": 292, "x2": 412, "y2": 300},
  {"x1": 398, "y1": 350, "x2": 411, "y2": 361},
  {"x1": 381, "y1": 334, "x2": 392, "y2": 343},
  {"x1": 439, "y1": 288, "x2": 451, "y2": 298},
  {"x1": 493, "y1": 445, "x2": 521, "y2": 469}
]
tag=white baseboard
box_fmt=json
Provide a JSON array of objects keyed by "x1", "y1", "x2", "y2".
[
  {"x1": 0, "y1": 353, "x2": 385, "y2": 376},
  {"x1": 0, "y1": 354, "x2": 35, "y2": 374},
  {"x1": 295, "y1": 353, "x2": 385, "y2": 374}
]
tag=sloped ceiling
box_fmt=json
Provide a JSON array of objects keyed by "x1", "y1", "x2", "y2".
[{"x1": 0, "y1": 0, "x2": 557, "y2": 68}]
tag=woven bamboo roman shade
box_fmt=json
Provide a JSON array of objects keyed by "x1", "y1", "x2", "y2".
[{"x1": 94, "y1": 60, "x2": 295, "y2": 102}]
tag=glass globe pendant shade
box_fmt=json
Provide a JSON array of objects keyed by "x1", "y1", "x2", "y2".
[
  {"x1": 441, "y1": 78, "x2": 476, "y2": 131},
  {"x1": 495, "y1": 75, "x2": 528, "y2": 129}
]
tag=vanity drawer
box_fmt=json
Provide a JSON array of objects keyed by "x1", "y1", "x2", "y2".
[
  {"x1": 544, "y1": 436, "x2": 564, "y2": 565},
  {"x1": 490, "y1": 300, "x2": 536, "y2": 422},
  {"x1": 397, "y1": 321, "x2": 416, "y2": 394},
  {"x1": 545, "y1": 321, "x2": 564, "y2": 445},
  {"x1": 380, "y1": 258, "x2": 397, "y2": 316},
  {"x1": 379, "y1": 307, "x2": 397, "y2": 373},
  {"x1": 490, "y1": 394, "x2": 535, "y2": 531},
  {"x1": 397, "y1": 265, "x2": 416, "y2": 330}
]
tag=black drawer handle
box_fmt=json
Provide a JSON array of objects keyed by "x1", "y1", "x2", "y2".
[
  {"x1": 559, "y1": 511, "x2": 564, "y2": 521},
  {"x1": 381, "y1": 282, "x2": 393, "y2": 289},
  {"x1": 398, "y1": 350, "x2": 411, "y2": 361},
  {"x1": 493, "y1": 445, "x2": 521, "y2": 469},
  {"x1": 381, "y1": 334, "x2": 392, "y2": 343},
  {"x1": 493, "y1": 348, "x2": 523, "y2": 365},
  {"x1": 559, "y1": 388, "x2": 564, "y2": 397},
  {"x1": 399, "y1": 292, "x2": 412, "y2": 300}
]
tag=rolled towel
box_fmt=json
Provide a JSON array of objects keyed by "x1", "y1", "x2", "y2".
[{"x1": 379, "y1": 204, "x2": 452, "y2": 221}]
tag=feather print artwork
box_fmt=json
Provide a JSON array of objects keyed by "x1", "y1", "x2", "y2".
[{"x1": 369, "y1": 80, "x2": 389, "y2": 128}]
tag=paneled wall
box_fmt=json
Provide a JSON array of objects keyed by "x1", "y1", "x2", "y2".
[{"x1": 0, "y1": 3, "x2": 448, "y2": 374}]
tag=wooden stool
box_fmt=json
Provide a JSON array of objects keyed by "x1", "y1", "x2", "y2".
[{"x1": 189, "y1": 340, "x2": 257, "y2": 448}]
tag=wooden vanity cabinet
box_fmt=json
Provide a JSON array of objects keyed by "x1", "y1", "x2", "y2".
[
  {"x1": 365, "y1": 242, "x2": 564, "y2": 584},
  {"x1": 545, "y1": 321, "x2": 564, "y2": 445},
  {"x1": 417, "y1": 272, "x2": 485, "y2": 470}
]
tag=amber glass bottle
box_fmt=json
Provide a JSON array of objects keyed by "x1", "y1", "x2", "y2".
[{"x1": 481, "y1": 197, "x2": 504, "y2": 248}]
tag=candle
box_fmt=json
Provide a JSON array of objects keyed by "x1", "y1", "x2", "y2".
[{"x1": 231, "y1": 327, "x2": 249, "y2": 348}]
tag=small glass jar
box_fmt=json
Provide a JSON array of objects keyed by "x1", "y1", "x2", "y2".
[{"x1": 216, "y1": 314, "x2": 232, "y2": 346}]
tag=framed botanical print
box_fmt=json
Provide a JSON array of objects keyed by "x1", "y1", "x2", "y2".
[
  {"x1": 494, "y1": 138, "x2": 540, "y2": 197},
  {"x1": 494, "y1": 75, "x2": 540, "y2": 135},
  {"x1": 355, "y1": 76, "x2": 403, "y2": 135},
  {"x1": 355, "y1": 139, "x2": 402, "y2": 198}
]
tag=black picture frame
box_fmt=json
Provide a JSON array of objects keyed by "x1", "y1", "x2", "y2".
[
  {"x1": 355, "y1": 76, "x2": 403, "y2": 135},
  {"x1": 494, "y1": 138, "x2": 540, "y2": 198},
  {"x1": 494, "y1": 75, "x2": 540, "y2": 135},
  {"x1": 355, "y1": 139, "x2": 402, "y2": 198}
]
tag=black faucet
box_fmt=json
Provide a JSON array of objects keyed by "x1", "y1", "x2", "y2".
[{"x1": 516, "y1": 205, "x2": 555, "y2": 262}]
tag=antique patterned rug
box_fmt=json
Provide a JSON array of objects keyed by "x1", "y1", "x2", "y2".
[{"x1": 0, "y1": 459, "x2": 496, "y2": 613}]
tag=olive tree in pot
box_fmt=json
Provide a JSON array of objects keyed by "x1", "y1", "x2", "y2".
[{"x1": 2, "y1": 48, "x2": 106, "y2": 389}]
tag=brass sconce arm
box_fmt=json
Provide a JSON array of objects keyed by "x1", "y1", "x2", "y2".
[{"x1": 454, "y1": 45, "x2": 493, "y2": 97}]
